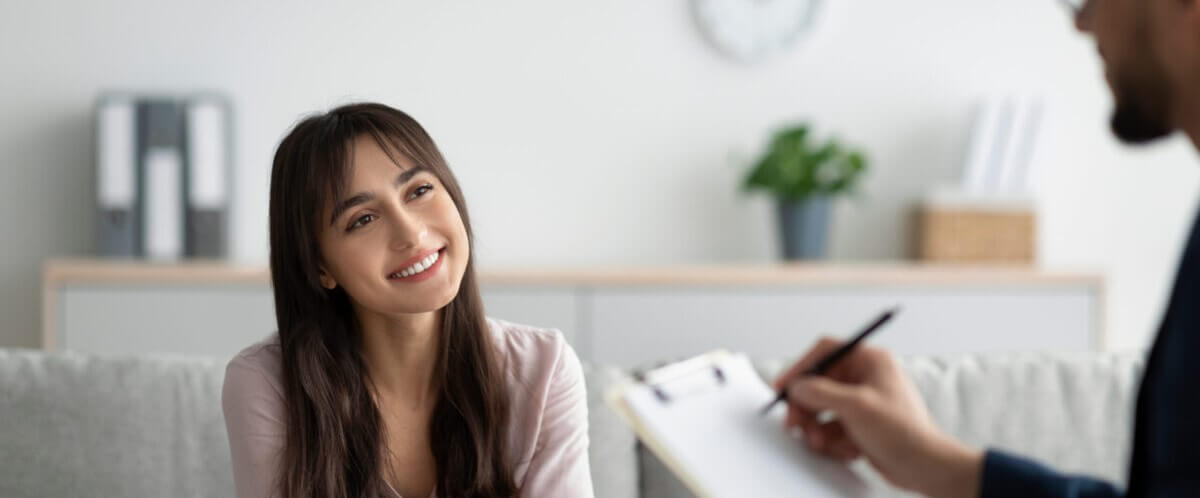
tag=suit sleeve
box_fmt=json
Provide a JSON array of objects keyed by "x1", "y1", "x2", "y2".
[{"x1": 980, "y1": 449, "x2": 1122, "y2": 498}]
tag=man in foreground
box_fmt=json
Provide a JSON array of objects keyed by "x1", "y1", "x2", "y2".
[{"x1": 777, "y1": 1, "x2": 1200, "y2": 496}]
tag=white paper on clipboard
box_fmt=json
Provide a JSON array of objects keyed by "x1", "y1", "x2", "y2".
[{"x1": 607, "y1": 351, "x2": 874, "y2": 498}]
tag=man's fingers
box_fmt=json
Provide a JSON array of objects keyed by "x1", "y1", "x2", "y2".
[
  {"x1": 787, "y1": 376, "x2": 868, "y2": 418},
  {"x1": 828, "y1": 437, "x2": 862, "y2": 462},
  {"x1": 785, "y1": 406, "x2": 815, "y2": 429},
  {"x1": 802, "y1": 419, "x2": 861, "y2": 461}
]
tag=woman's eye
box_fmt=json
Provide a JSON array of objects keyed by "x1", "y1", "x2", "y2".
[
  {"x1": 348, "y1": 214, "x2": 376, "y2": 231},
  {"x1": 409, "y1": 183, "x2": 435, "y2": 200}
]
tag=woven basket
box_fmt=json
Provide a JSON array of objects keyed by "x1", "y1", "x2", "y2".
[{"x1": 917, "y1": 205, "x2": 1036, "y2": 263}]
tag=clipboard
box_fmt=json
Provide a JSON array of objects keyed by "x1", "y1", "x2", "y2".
[{"x1": 606, "y1": 350, "x2": 874, "y2": 498}]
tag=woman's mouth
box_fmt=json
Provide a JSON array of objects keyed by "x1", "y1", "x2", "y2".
[{"x1": 387, "y1": 248, "x2": 445, "y2": 282}]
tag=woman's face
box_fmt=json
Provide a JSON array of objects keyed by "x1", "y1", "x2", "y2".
[{"x1": 316, "y1": 135, "x2": 469, "y2": 316}]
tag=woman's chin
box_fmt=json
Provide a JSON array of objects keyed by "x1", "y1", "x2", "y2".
[{"x1": 392, "y1": 290, "x2": 459, "y2": 315}]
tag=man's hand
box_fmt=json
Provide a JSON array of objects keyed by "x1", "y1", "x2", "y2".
[{"x1": 774, "y1": 338, "x2": 984, "y2": 498}]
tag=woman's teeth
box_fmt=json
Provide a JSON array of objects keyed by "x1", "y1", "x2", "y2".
[{"x1": 391, "y1": 251, "x2": 440, "y2": 279}]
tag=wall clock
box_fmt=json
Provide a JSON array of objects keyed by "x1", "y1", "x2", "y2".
[{"x1": 691, "y1": 0, "x2": 823, "y2": 64}]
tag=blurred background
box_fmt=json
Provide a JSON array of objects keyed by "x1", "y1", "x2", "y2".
[
  {"x1": 5, "y1": 0, "x2": 1200, "y2": 355},
  {"x1": 2, "y1": 2, "x2": 1190, "y2": 496}
]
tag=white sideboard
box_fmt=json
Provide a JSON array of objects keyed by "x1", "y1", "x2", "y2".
[{"x1": 43, "y1": 260, "x2": 1105, "y2": 367}]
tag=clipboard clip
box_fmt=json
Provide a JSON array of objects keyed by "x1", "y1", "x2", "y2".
[{"x1": 632, "y1": 358, "x2": 727, "y2": 404}]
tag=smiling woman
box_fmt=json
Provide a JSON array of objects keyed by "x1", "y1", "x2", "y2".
[{"x1": 220, "y1": 103, "x2": 594, "y2": 498}]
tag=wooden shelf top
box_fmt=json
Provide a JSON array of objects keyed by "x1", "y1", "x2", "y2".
[{"x1": 43, "y1": 258, "x2": 1103, "y2": 287}]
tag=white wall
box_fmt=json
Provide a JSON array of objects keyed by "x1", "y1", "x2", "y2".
[{"x1": 2, "y1": 0, "x2": 1197, "y2": 351}]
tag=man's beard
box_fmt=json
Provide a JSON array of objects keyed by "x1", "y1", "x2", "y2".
[
  {"x1": 1111, "y1": 87, "x2": 1171, "y2": 144},
  {"x1": 1110, "y1": 41, "x2": 1173, "y2": 143}
]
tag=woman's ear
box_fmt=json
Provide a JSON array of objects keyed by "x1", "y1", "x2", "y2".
[{"x1": 318, "y1": 267, "x2": 337, "y2": 290}]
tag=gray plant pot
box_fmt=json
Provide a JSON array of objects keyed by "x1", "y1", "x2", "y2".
[{"x1": 777, "y1": 196, "x2": 832, "y2": 260}]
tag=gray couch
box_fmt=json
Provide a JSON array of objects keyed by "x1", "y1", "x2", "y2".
[{"x1": 0, "y1": 348, "x2": 1142, "y2": 497}]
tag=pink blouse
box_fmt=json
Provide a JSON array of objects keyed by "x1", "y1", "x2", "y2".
[{"x1": 221, "y1": 318, "x2": 594, "y2": 497}]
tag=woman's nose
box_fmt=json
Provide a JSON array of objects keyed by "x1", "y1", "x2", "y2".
[{"x1": 388, "y1": 208, "x2": 428, "y2": 250}]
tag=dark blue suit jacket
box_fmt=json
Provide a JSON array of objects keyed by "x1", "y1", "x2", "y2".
[{"x1": 979, "y1": 207, "x2": 1200, "y2": 497}]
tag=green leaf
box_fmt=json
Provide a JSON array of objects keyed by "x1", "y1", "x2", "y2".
[{"x1": 741, "y1": 124, "x2": 870, "y2": 202}]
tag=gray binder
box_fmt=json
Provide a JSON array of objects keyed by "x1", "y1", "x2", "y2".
[{"x1": 137, "y1": 99, "x2": 187, "y2": 261}]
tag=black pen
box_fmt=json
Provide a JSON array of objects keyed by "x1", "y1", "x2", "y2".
[{"x1": 759, "y1": 306, "x2": 899, "y2": 416}]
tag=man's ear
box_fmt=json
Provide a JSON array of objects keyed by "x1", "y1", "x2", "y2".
[{"x1": 318, "y1": 267, "x2": 337, "y2": 290}]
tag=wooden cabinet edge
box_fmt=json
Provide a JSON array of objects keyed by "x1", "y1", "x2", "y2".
[{"x1": 43, "y1": 259, "x2": 1102, "y2": 287}]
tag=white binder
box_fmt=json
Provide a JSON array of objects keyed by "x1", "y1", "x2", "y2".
[
  {"x1": 96, "y1": 96, "x2": 138, "y2": 257},
  {"x1": 138, "y1": 100, "x2": 186, "y2": 261},
  {"x1": 143, "y1": 147, "x2": 184, "y2": 261},
  {"x1": 184, "y1": 96, "x2": 230, "y2": 258}
]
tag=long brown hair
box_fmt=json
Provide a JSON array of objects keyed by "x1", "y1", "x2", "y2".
[{"x1": 267, "y1": 103, "x2": 516, "y2": 497}]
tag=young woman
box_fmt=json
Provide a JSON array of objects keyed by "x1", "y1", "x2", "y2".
[{"x1": 221, "y1": 103, "x2": 593, "y2": 497}]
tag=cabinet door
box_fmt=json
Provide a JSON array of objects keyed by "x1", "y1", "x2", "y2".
[
  {"x1": 60, "y1": 284, "x2": 276, "y2": 357},
  {"x1": 55, "y1": 283, "x2": 584, "y2": 358},
  {"x1": 587, "y1": 286, "x2": 1099, "y2": 369}
]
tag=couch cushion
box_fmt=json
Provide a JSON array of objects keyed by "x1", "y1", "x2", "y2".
[
  {"x1": 0, "y1": 348, "x2": 638, "y2": 498},
  {"x1": 0, "y1": 348, "x2": 233, "y2": 498},
  {"x1": 2, "y1": 346, "x2": 1142, "y2": 498},
  {"x1": 901, "y1": 351, "x2": 1143, "y2": 488}
]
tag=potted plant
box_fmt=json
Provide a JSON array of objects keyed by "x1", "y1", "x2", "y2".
[{"x1": 743, "y1": 123, "x2": 869, "y2": 260}]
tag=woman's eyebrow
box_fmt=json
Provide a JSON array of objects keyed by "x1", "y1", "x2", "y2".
[
  {"x1": 393, "y1": 166, "x2": 430, "y2": 187},
  {"x1": 328, "y1": 167, "x2": 430, "y2": 226}
]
